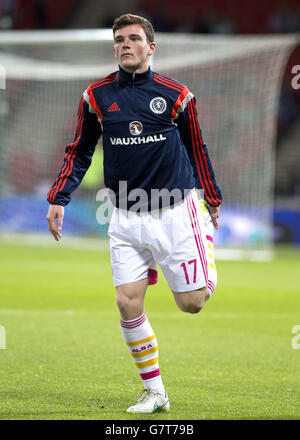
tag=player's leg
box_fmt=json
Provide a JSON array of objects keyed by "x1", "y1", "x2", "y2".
[
  {"x1": 116, "y1": 279, "x2": 169, "y2": 413},
  {"x1": 150, "y1": 189, "x2": 216, "y2": 314},
  {"x1": 109, "y1": 208, "x2": 168, "y2": 413},
  {"x1": 116, "y1": 278, "x2": 147, "y2": 320},
  {"x1": 171, "y1": 198, "x2": 217, "y2": 313}
]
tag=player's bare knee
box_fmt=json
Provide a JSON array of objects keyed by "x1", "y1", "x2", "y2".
[
  {"x1": 174, "y1": 286, "x2": 210, "y2": 314},
  {"x1": 116, "y1": 282, "x2": 146, "y2": 318},
  {"x1": 116, "y1": 291, "x2": 137, "y2": 314},
  {"x1": 116, "y1": 293, "x2": 130, "y2": 315}
]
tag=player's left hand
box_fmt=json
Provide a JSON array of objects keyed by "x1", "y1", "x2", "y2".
[
  {"x1": 46, "y1": 204, "x2": 64, "y2": 241},
  {"x1": 207, "y1": 205, "x2": 220, "y2": 230}
]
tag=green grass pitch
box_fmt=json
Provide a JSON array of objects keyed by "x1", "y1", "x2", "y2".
[{"x1": 0, "y1": 241, "x2": 299, "y2": 420}]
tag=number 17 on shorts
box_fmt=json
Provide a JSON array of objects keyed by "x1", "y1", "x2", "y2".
[{"x1": 180, "y1": 259, "x2": 197, "y2": 285}]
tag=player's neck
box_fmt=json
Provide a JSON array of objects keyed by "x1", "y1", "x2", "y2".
[{"x1": 121, "y1": 63, "x2": 150, "y2": 75}]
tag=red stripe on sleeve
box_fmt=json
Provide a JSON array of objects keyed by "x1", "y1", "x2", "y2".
[
  {"x1": 171, "y1": 86, "x2": 190, "y2": 120},
  {"x1": 48, "y1": 97, "x2": 84, "y2": 203},
  {"x1": 87, "y1": 87, "x2": 103, "y2": 124},
  {"x1": 190, "y1": 100, "x2": 221, "y2": 205},
  {"x1": 187, "y1": 101, "x2": 208, "y2": 201},
  {"x1": 188, "y1": 100, "x2": 216, "y2": 204}
]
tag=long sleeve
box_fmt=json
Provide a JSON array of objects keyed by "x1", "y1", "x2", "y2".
[
  {"x1": 47, "y1": 95, "x2": 102, "y2": 206},
  {"x1": 176, "y1": 96, "x2": 222, "y2": 207}
]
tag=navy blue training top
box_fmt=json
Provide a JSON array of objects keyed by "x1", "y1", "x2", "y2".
[{"x1": 47, "y1": 66, "x2": 222, "y2": 210}]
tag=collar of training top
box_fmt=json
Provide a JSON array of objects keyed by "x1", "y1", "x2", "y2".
[{"x1": 118, "y1": 65, "x2": 154, "y2": 86}]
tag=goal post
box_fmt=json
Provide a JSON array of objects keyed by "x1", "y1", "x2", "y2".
[{"x1": 0, "y1": 30, "x2": 298, "y2": 259}]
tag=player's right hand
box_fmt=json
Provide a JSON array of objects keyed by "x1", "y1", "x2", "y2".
[{"x1": 46, "y1": 204, "x2": 64, "y2": 241}]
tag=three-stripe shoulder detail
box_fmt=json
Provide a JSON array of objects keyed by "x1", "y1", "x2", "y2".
[
  {"x1": 83, "y1": 72, "x2": 118, "y2": 105},
  {"x1": 83, "y1": 73, "x2": 118, "y2": 124},
  {"x1": 153, "y1": 73, "x2": 185, "y2": 92},
  {"x1": 153, "y1": 73, "x2": 192, "y2": 119},
  {"x1": 90, "y1": 72, "x2": 119, "y2": 90}
]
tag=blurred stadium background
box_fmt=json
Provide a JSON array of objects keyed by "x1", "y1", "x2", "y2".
[
  {"x1": 0, "y1": 0, "x2": 300, "y2": 422},
  {"x1": 0, "y1": 0, "x2": 299, "y2": 257}
]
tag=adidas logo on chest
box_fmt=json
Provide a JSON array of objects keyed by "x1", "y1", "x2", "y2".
[{"x1": 107, "y1": 102, "x2": 120, "y2": 112}]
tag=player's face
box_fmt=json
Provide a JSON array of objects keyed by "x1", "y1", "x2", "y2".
[{"x1": 113, "y1": 24, "x2": 156, "y2": 74}]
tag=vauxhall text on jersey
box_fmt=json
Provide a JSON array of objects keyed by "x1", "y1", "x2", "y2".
[
  {"x1": 110, "y1": 133, "x2": 167, "y2": 146},
  {"x1": 47, "y1": 67, "x2": 222, "y2": 210}
]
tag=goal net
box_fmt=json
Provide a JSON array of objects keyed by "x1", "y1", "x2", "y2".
[{"x1": 0, "y1": 30, "x2": 298, "y2": 258}]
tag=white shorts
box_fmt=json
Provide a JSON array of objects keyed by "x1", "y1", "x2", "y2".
[{"x1": 108, "y1": 188, "x2": 217, "y2": 293}]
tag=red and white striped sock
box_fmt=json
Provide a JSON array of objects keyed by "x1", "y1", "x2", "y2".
[{"x1": 120, "y1": 312, "x2": 164, "y2": 392}]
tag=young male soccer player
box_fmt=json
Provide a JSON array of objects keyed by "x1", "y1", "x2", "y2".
[{"x1": 46, "y1": 14, "x2": 222, "y2": 413}]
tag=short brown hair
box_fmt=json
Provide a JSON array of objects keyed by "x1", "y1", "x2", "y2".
[{"x1": 112, "y1": 14, "x2": 155, "y2": 43}]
